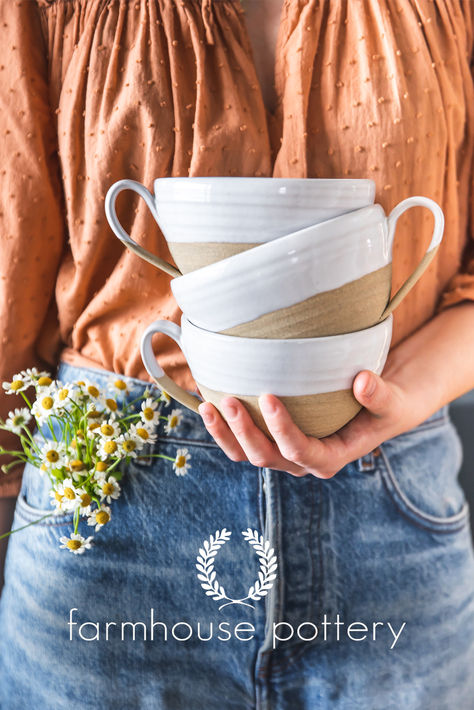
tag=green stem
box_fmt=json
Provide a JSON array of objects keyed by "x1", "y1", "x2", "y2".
[
  {"x1": 20, "y1": 392, "x2": 32, "y2": 409},
  {"x1": 0, "y1": 448, "x2": 29, "y2": 458},
  {"x1": 73, "y1": 506, "x2": 80, "y2": 534},
  {"x1": 0, "y1": 513, "x2": 53, "y2": 539},
  {"x1": 137, "y1": 453, "x2": 176, "y2": 462}
]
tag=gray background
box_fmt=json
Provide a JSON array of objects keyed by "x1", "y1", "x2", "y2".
[{"x1": 451, "y1": 389, "x2": 474, "y2": 538}]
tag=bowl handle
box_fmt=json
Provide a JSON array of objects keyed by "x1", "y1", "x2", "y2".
[
  {"x1": 105, "y1": 179, "x2": 181, "y2": 278},
  {"x1": 140, "y1": 320, "x2": 201, "y2": 413},
  {"x1": 380, "y1": 196, "x2": 444, "y2": 319}
]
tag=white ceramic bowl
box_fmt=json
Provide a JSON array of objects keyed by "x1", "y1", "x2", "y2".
[
  {"x1": 105, "y1": 177, "x2": 376, "y2": 276},
  {"x1": 148, "y1": 177, "x2": 376, "y2": 243},
  {"x1": 170, "y1": 197, "x2": 444, "y2": 335},
  {"x1": 140, "y1": 314, "x2": 393, "y2": 438}
]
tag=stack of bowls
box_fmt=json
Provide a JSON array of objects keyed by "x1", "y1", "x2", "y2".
[{"x1": 105, "y1": 178, "x2": 444, "y2": 438}]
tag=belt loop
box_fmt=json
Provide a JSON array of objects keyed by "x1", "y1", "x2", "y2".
[{"x1": 357, "y1": 449, "x2": 379, "y2": 473}]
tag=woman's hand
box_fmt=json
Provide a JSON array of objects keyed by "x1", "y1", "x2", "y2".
[
  {"x1": 198, "y1": 369, "x2": 413, "y2": 478},
  {"x1": 198, "y1": 302, "x2": 474, "y2": 478}
]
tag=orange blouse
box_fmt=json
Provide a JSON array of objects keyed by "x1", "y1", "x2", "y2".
[{"x1": 0, "y1": 0, "x2": 473, "y2": 496}]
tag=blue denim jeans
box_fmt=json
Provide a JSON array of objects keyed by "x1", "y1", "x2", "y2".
[{"x1": 0, "y1": 362, "x2": 473, "y2": 709}]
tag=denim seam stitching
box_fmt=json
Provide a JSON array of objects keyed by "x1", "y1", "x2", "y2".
[
  {"x1": 155, "y1": 436, "x2": 219, "y2": 448},
  {"x1": 378, "y1": 444, "x2": 469, "y2": 532},
  {"x1": 14, "y1": 494, "x2": 74, "y2": 527}
]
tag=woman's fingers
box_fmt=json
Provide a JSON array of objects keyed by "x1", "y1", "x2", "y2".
[
  {"x1": 258, "y1": 394, "x2": 339, "y2": 478},
  {"x1": 199, "y1": 397, "x2": 305, "y2": 476},
  {"x1": 198, "y1": 401, "x2": 248, "y2": 463}
]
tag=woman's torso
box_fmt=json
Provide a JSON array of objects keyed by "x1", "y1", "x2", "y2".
[{"x1": 14, "y1": 0, "x2": 474, "y2": 387}]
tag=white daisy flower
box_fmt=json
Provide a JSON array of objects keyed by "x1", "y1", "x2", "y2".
[
  {"x1": 100, "y1": 395, "x2": 119, "y2": 418},
  {"x1": 164, "y1": 409, "x2": 183, "y2": 435},
  {"x1": 35, "y1": 375, "x2": 55, "y2": 391},
  {"x1": 75, "y1": 487, "x2": 94, "y2": 516},
  {"x1": 31, "y1": 388, "x2": 58, "y2": 423},
  {"x1": 2, "y1": 374, "x2": 29, "y2": 395},
  {"x1": 4, "y1": 408, "x2": 32, "y2": 435},
  {"x1": 55, "y1": 478, "x2": 79, "y2": 511},
  {"x1": 40, "y1": 441, "x2": 67, "y2": 469},
  {"x1": 116, "y1": 433, "x2": 142, "y2": 458},
  {"x1": 95, "y1": 476, "x2": 121, "y2": 504},
  {"x1": 140, "y1": 398, "x2": 160, "y2": 425},
  {"x1": 59, "y1": 533, "x2": 93, "y2": 555},
  {"x1": 65, "y1": 458, "x2": 89, "y2": 482},
  {"x1": 107, "y1": 377, "x2": 130, "y2": 395},
  {"x1": 19, "y1": 368, "x2": 51, "y2": 387},
  {"x1": 129, "y1": 422, "x2": 157, "y2": 446},
  {"x1": 54, "y1": 383, "x2": 81, "y2": 409},
  {"x1": 49, "y1": 485, "x2": 70, "y2": 514},
  {"x1": 93, "y1": 461, "x2": 110, "y2": 479},
  {"x1": 80, "y1": 380, "x2": 102, "y2": 401},
  {"x1": 173, "y1": 448, "x2": 191, "y2": 476},
  {"x1": 98, "y1": 420, "x2": 121, "y2": 440},
  {"x1": 98, "y1": 438, "x2": 120, "y2": 460},
  {"x1": 159, "y1": 389, "x2": 171, "y2": 407},
  {"x1": 87, "y1": 504, "x2": 112, "y2": 531}
]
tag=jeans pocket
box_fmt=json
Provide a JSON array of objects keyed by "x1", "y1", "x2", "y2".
[
  {"x1": 14, "y1": 461, "x2": 74, "y2": 527},
  {"x1": 377, "y1": 417, "x2": 470, "y2": 534}
]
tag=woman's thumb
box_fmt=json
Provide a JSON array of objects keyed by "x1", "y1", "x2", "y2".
[{"x1": 353, "y1": 370, "x2": 392, "y2": 417}]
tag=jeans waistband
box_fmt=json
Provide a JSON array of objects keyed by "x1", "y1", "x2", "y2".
[{"x1": 54, "y1": 360, "x2": 450, "y2": 454}]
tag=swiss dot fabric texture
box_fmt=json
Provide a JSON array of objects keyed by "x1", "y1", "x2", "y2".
[{"x1": 0, "y1": 0, "x2": 473, "y2": 496}]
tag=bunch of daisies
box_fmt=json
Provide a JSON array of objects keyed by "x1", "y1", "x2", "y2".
[{"x1": 0, "y1": 368, "x2": 191, "y2": 554}]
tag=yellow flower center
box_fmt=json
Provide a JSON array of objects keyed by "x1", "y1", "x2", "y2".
[
  {"x1": 41, "y1": 396, "x2": 54, "y2": 410},
  {"x1": 46, "y1": 450, "x2": 60, "y2": 463},
  {"x1": 114, "y1": 379, "x2": 127, "y2": 391},
  {"x1": 70, "y1": 460, "x2": 85, "y2": 471},
  {"x1": 76, "y1": 429, "x2": 85, "y2": 440},
  {"x1": 100, "y1": 424, "x2": 114, "y2": 437},
  {"x1": 89, "y1": 421, "x2": 100, "y2": 431},
  {"x1": 102, "y1": 482, "x2": 114, "y2": 495},
  {"x1": 76, "y1": 380, "x2": 85, "y2": 386},
  {"x1": 96, "y1": 511, "x2": 110, "y2": 525},
  {"x1": 12, "y1": 415, "x2": 24, "y2": 426},
  {"x1": 104, "y1": 441, "x2": 117, "y2": 454},
  {"x1": 136, "y1": 428, "x2": 149, "y2": 440},
  {"x1": 38, "y1": 376, "x2": 52, "y2": 387},
  {"x1": 66, "y1": 539, "x2": 82, "y2": 550},
  {"x1": 80, "y1": 493, "x2": 92, "y2": 507},
  {"x1": 87, "y1": 409, "x2": 101, "y2": 419},
  {"x1": 63, "y1": 487, "x2": 75, "y2": 500},
  {"x1": 143, "y1": 407, "x2": 154, "y2": 421},
  {"x1": 169, "y1": 415, "x2": 178, "y2": 428},
  {"x1": 54, "y1": 491, "x2": 63, "y2": 502},
  {"x1": 58, "y1": 388, "x2": 69, "y2": 401},
  {"x1": 10, "y1": 379, "x2": 24, "y2": 391},
  {"x1": 96, "y1": 461, "x2": 108, "y2": 472},
  {"x1": 176, "y1": 455, "x2": 186, "y2": 468},
  {"x1": 122, "y1": 440, "x2": 136, "y2": 453},
  {"x1": 40, "y1": 463, "x2": 48, "y2": 472},
  {"x1": 105, "y1": 398, "x2": 118, "y2": 411},
  {"x1": 87, "y1": 385, "x2": 100, "y2": 398}
]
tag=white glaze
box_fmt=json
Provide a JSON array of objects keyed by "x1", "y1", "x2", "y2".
[
  {"x1": 154, "y1": 177, "x2": 376, "y2": 243},
  {"x1": 171, "y1": 198, "x2": 444, "y2": 332},
  {"x1": 105, "y1": 177, "x2": 376, "y2": 252},
  {"x1": 140, "y1": 315, "x2": 393, "y2": 397}
]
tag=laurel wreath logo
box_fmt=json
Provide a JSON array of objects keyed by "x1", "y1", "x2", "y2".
[{"x1": 195, "y1": 528, "x2": 278, "y2": 611}]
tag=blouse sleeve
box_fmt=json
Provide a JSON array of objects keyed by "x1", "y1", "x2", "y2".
[
  {"x1": 0, "y1": 2, "x2": 65, "y2": 497},
  {"x1": 436, "y1": 2, "x2": 474, "y2": 314}
]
